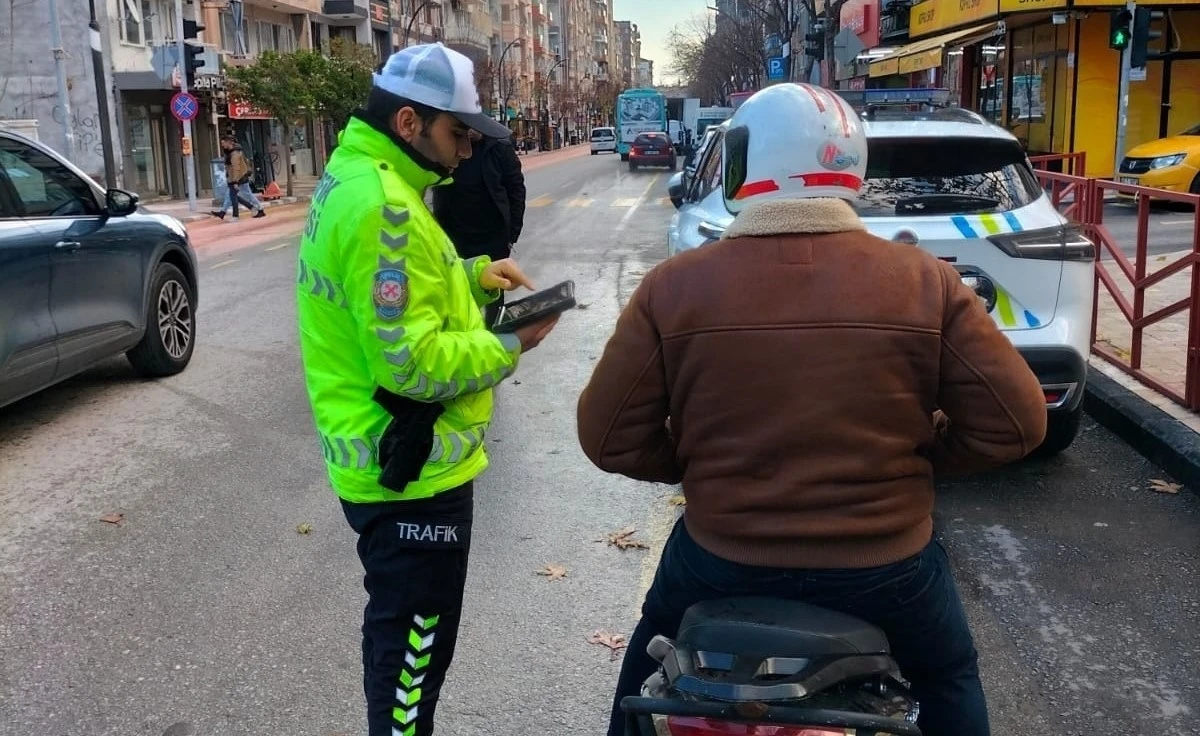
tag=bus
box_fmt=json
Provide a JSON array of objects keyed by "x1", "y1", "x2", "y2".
[{"x1": 616, "y1": 87, "x2": 667, "y2": 160}]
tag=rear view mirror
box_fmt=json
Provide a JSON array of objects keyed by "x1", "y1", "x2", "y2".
[
  {"x1": 106, "y1": 188, "x2": 139, "y2": 217},
  {"x1": 667, "y1": 172, "x2": 685, "y2": 209}
]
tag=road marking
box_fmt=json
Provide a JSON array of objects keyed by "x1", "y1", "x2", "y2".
[
  {"x1": 565, "y1": 197, "x2": 593, "y2": 208},
  {"x1": 528, "y1": 195, "x2": 554, "y2": 208},
  {"x1": 1158, "y1": 219, "x2": 1195, "y2": 226},
  {"x1": 611, "y1": 197, "x2": 641, "y2": 207},
  {"x1": 265, "y1": 242, "x2": 292, "y2": 251},
  {"x1": 616, "y1": 174, "x2": 661, "y2": 233},
  {"x1": 209, "y1": 259, "x2": 238, "y2": 269}
]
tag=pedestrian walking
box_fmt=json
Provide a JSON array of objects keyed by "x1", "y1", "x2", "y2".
[
  {"x1": 431, "y1": 127, "x2": 526, "y2": 327},
  {"x1": 295, "y1": 42, "x2": 559, "y2": 736},
  {"x1": 210, "y1": 135, "x2": 265, "y2": 220}
]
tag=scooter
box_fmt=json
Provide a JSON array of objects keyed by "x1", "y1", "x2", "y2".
[{"x1": 620, "y1": 597, "x2": 923, "y2": 736}]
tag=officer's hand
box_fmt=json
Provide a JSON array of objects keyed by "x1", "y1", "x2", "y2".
[
  {"x1": 514, "y1": 314, "x2": 560, "y2": 352},
  {"x1": 480, "y1": 258, "x2": 535, "y2": 292}
]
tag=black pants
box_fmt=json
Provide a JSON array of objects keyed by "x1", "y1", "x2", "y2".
[
  {"x1": 610, "y1": 519, "x2": 989, "y2": 736},
  {"x1": 343, "y1": 484, "x2": 474, "y2": 736}
]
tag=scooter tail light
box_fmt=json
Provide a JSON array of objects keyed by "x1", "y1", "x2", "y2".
[{"x1": 662, "y1": 715, "x2": 853, "y2": 736}]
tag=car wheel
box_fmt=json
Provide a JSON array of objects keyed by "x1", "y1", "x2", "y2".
[
  {"x1": 1033, "y1": 407, "x2": 1082, "y2": 457},
  {"x1": 127, "y1": 262, "x2": 196, "y2": 378},
  {"x1": 591, "y1": 151, "x2": 597, "y2": 155},
  {"x1": 621, "y1": 153, "x2": 629, "y2": 162},
  {"x1": 629, "y1": 162, "x2": 638, "y2": 172}
]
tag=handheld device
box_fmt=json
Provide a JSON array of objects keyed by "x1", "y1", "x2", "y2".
[{"x1": 492, "y1": 280, "x2": 577, "y2": 333}]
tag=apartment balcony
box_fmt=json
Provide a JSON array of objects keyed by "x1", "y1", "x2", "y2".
[{"x1": 323, "y1": 0, "x2": 368, "y2": 18}]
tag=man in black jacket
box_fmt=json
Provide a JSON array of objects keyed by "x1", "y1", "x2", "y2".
[{"x1": 432, "y1": 131, "x2": 527, "y2": 326}]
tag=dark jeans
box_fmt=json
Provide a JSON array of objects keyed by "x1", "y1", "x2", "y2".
[
  {"x1": 609, "y1": 519, "x2": 989, "y2": 736},
  {"x1": 343, "y1": 484, "x2": 474, "y2": 736}
]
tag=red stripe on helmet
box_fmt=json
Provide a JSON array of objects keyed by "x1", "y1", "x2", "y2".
[
  {"x1": 789, "y1": 172, "x2": 864, "y2": 189},
  {"x1": 798, "y1": 84, "x2": 826, "y2": 112},
  {"x1": 735, "y1": 179, "x2": 781, "y2": 199},
  {"x1": 830, "y1": 94, "x2": 851, "y2": 137}
]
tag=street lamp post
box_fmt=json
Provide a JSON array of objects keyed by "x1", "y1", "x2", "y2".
[
  {"x1": 404, "y1": 0, "x2": 439, "y2": 47},
  {"x1": 497, "y1": 38, "x2": 522, "y2": 123}
]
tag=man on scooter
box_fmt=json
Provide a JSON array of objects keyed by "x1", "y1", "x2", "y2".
[{"x1": 576, "y1": 83, "x2": 1047, "y2": 736}]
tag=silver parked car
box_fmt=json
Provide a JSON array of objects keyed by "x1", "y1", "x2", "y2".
[{"x1": 0, "y1": 129, "x2": 199, "y2": 409}]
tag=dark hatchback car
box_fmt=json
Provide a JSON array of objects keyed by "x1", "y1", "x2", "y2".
[
  {"x1": 629, "y1": 132, "x2": 677, "y2": 172},
  {"x1": 0, "y1": 129, "x2": 199, "y2": 409}
]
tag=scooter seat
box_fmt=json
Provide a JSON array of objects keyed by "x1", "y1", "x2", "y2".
[{"x1": 677, "y1": 597, "x2": 891, "y2": 659}]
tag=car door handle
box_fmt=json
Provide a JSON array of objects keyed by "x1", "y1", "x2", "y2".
[
  {"x1": 55, "y1": 240, "x2": 82, "y2": 251},
  {"x1": 697, "y1": 221, "x2": 726, "y2": 240}
]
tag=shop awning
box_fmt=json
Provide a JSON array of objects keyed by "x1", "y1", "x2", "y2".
[{"x1": 868, "y1": 22, "x2": 999, "y2": 78}]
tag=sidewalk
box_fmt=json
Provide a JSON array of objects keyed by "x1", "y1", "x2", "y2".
[
  {"x1": 1087, "y1": 248, "x2": 1200, "y2": 490},
  {"x1": 142, "y1": 143, "x2": 591, "y2": 226}
]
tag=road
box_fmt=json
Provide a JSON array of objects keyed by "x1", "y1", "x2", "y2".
[
  {"x1": 1098, "y1": 201, "x2": 1196, "y2": 258},
  {"x1": 1, "y1": 149, "x2": 1198, "y2": 736}
]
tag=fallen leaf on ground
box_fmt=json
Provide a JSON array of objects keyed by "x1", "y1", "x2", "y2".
[
  {"x1": 99, "y1": 513, "x2": 124, "y2": 525},
  {"x1": 598, "y1": 527, "x2": 649, "y2": 550},
  {"x1": 535, "y1": 564, "x2": 568, "y2": 580},
  {"x1": 296, "y1": 523, "x2": 314, "y2": 534},
  {"x1": 588, "y1": 630, "x2": 627, "y2": 660},
  {"x1": 667, "y1": 495, "x2": 687, "y2": 507},
  {"x1": 1149, "y1": 478, "x2": 1182, "y2": 494}
]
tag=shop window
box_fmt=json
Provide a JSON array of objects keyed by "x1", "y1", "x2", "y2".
[{"x1": 977, "y1": 40, "x2": 1006, "y2": 123}]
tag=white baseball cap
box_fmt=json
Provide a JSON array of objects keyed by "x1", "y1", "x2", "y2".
[{"x1": 373, "y1": 43, "x2": 512, "y2": 139}]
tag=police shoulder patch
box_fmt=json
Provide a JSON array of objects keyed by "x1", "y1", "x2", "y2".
[{"x1": 373, "y1": 268, "x2": 409, "y2": 321}]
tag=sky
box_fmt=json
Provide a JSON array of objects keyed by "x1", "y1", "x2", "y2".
[{"x1": 613, "y1": 0, "x2": 706, "y2": 86}]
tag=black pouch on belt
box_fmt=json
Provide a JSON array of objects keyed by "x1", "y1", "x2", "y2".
[{"x1": 372, "y1": 387, "x2": 446, "y2": 493}]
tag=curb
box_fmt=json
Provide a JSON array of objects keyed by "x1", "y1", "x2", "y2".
[{"x1": 1083, "y1": 368, "x2": 1200, "y2": 492}]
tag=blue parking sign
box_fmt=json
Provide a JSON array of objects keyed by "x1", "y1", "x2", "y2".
[{"x1": 768, "y1": 56, "x2": 786, "y2": 81}]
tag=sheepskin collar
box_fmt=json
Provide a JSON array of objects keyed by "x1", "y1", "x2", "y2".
[{"x1": 723, "y1": 198, "x2": 866, "y2": 239}]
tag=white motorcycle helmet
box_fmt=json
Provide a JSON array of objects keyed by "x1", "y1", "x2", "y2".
[{"x1": 721, "y1": 84, "x2": 868, "y2": 215}]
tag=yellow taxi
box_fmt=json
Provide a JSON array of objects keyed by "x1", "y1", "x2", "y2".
[{"x1": 1116, "y1": 123, "x2": 1200, "y2": 194}]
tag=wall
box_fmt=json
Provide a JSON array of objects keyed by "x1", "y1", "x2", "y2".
[
  {"x1": 0, "y1": 0, "x2": 112, "y2": 178},
  {"x1": 1071, "y1": 12, "x2": 1121, "y2": 177}
]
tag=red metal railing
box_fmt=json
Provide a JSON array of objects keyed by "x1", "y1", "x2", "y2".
[
  {"x1": 1033, "y1": 168, "x2": 1200, "y2": 411},
  {"x1": 1029, "y1": 151, "x2": 1087, "y2": 177}
]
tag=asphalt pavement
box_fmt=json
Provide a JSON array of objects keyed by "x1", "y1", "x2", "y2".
[
  {"x1": 1096, "y1": 201, "x2": 1196, "y2": 258},
  {"x1": 1, "y1": 151, "x2": 1198, "y2": 736}
]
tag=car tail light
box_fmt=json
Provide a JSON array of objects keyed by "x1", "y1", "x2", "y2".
[
  {"x1": 661, "y1": 716, "x2": 851, "y2": 736},
  {"x1": 632, "y1": 147, "x2": 643, "y2": 155},
  {"x1": 987, "y1": 225, "x2": 1096, "y2": 261},
  {"x1": 1044, "y1": 388, "x2": 1065, "y2": 405}
]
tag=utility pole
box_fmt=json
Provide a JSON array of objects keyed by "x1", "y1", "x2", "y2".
[
  {"x1": 47, "y1": 0, "x2": 75, "y2": 158},
  {"x1": 175, "y1": 0, "x2": 198, "y2": 212},
  {"x1": 387, "y1": 0, "x2": 396, "y2": 53},
  {"x1": 87, "y1": 0, "x2": 117, "y2": 187},
  {"x1": 1113, "y1": 0, "x2": 1135, "y2": 176}
]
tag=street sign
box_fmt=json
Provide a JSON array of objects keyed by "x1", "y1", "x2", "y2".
[
  {"x1": 170, "y1": 91, "x2": 199, "y2": 122},
  {"x1": 833, "y1": 27, "x2": 866, "y2": 67},
  {"x1": 767, "y1": 56, "x2": 787, "y2": 81}
]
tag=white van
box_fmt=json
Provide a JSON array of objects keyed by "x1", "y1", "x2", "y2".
[{"x1": 590, "y1": 127, "x2": 617, "y2": 155}]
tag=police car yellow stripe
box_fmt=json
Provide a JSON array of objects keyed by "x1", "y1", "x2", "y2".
[{"x1": 978, "y1": 214, "x2": 1003, "y2": 235}]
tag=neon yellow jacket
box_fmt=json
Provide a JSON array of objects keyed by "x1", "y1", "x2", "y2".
[{"x1": 297, "y1": 117, "x2": 522, "y2": 504}]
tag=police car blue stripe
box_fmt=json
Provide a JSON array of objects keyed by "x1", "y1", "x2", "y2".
[
  {"x1": 1003, "y1": 212, "x2": 1023, "y2": 232},
  {"x1": 951, "y1": 216, "x2": 976, "y2": 238},
  {"x1": 1024, "y1": 310, "x2": 1041, "y2": 327}
]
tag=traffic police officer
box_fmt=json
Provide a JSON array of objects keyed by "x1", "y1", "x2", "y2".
[{"x1": 296, "y1": 42, "x2": 559, "y2": 735}]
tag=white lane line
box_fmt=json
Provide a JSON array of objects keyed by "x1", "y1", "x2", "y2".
[
  {"x1": 209, "y1": 259, "x2": 238, "y2": 270},
  {"x1": 616, "y1": 174, "x2": 661, "y2": 233},
  {"x1": 265, "y1": 242, "x2": 292, "y2": 251},
  {"x1": 1158, "y1": 219, "x2": 1195, "y2": 227}
]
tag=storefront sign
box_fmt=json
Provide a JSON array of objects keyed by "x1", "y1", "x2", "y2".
[
  {"x1": 998, "y1": 0, "x2": 1066, "y2": 11},
  {"x1": 847, "y1": 77, "x2": 867, "y2": 90},
  {"x1": 909, "y1": 0, "x2": 998, "y2": 38},
  {"x1": 899, "y1": 47, "x2": 944, "y2": 73},
  {"x1": 369, "y1": 0, "x2": 389, "y2": 25},
  {"x1": 191, "y1": 74, "x2": 225, "y2": 91},
  {"x1": 869, "y1": 56, "x2": 900, "y2": 77},
  {"x1": 841, "y1": 0, "x2": 881, "y2": 48},
  {"x1": 229, "y1": 99, "x2": 272, "y2": 120}
]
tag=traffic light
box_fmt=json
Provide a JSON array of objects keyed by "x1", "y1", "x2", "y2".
[
  {"x1": 804, "y1": 20, "x2": 825, "y2": 60},
  {"x1": 182, "y1": 18, "x2": 206, "y2": 85},
  {"x1": 1109, "y1": 9, "x2": 1132, "y2": 50},
  {"x1": 1131, "y1": 7, "x2": 1165, "y2": 68}
]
